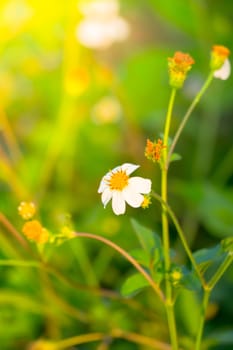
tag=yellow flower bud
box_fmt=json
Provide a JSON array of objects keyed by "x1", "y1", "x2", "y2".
[
  {"x1": 210, "y1": 45, "x2": 230, "y2": 71},
  {"x1": 22, "y1": 220, "x2": 49, "y2": 244},
  {"x1": 168, "y1": 51, "x2": 195, "y2": 89}
]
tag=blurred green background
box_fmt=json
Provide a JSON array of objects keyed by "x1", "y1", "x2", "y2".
[{"x1": 0, "y1": 0, "x2": 233, "y2": 349}]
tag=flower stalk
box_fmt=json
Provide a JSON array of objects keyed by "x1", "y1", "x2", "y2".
[
  {"x1": 167, "y1": 71, "x2": 214, "y2": 166},
  {"x1": 161, "y1": 87, "x2": 178, "y2": 350}
]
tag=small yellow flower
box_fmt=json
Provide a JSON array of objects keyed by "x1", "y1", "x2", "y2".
[
  {"x1": 22, "y1": 220, "x2": 49, "y2": 244},
  {"x1": 141, "y1": 195, "x2": 151, "y2": 209},
  {"x1": 210, "y1": 45, "x2": 230, "y2": 71},
  {"x1": 170, "y1": 268, "x2": 182, "y2": 286},
  {"x1": 168, "y1": 51, "x2": 195, "y2": 89},
  {"x1": 18, "y1": 201, "x2": 36, "y2": 220},
  {"x1": 145, "y1": 138, "x2": 166, "y2": 162}
]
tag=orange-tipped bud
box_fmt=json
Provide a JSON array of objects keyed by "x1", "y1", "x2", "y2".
[
  {"x1": 145, "y1": 138, "x2": 166, "y2": 162},
  {"x1": 168, "y1": 51, "x2": 195, "y2": 89},
  {"x1": 210, "y1": 45, "x2": 230, "y2": 71}
]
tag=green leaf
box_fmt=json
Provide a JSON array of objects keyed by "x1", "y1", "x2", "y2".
[
  {"x1": 193, "y1": 244, "x2": 227, "y2": 274},
  {"x1": 181, "y1": 267, "x2": 202, "y2": 291},
  {"x1": 130, "y1": 248, "x2": 151, "y2": 267},
  {"x1": 169, "y1": 153, "x2": 182, "y2": 163},
  {"x1": 131, "y1": 219, "x2": 161, "y2": 253},
  {"x1": 121, "y1": 273, "x2": 150, "y2": 297}
]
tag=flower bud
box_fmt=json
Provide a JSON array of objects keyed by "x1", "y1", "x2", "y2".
[
  {"x1": 168, "y1": 51, "x2": 195, "y2": 89},
  {"x1": 210, "y1": 45, "x2": 230, "y2": 71}
]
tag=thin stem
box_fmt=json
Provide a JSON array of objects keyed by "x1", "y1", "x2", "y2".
[
  {"x1": 208, "y1": 253, "x2": 233, "y2": 290},
  {"x1": 167, "y1": 72, "x2": 214, "y2": 166},
  {"x1": 161, "y1": 88, "x2": 178, "y2": 350},
  {"x1": 151, "y1": 192, "x2": 206, "y2": 287},
  {"x1": 73, "y1": 232, "x2": 164, "y2": 301},
  {"x1": 55, "y1": 330, "x2": 172, "y2": 350},
  {"x1": 194, "y1": 254, "x2": 233, "y2": 350},
  {"x1": 195, "y1": 289, "x2": 210, "y2": 350},
  {"x1": 0, "y1": 212, "x2": 33, "y2": 255},
  {"x1": 56, "y1": 332, "x2": 105, "y2": 349},
  {"x1": 0, "y1": 108, "x2": 22, "y2": 160}
]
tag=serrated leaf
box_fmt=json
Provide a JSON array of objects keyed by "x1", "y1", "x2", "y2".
[{"x1": 121, "y1": 273, "x2": 150, "y2": 297}]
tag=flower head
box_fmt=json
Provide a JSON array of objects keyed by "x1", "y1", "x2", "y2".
[
  {"x1": 141, "y1": 194, "x2": 151, "y2": 209},
  {"x1": 18, "y1": 201, "x2": 36, "y2": 220},
  {"x1": 210, "y1": 45, "x2": 230, "y2": 71},
  {"x1": 22, "y1": 220, "x2": 49, "y2": 244},
  {"x1": 210, "y1": 45, "x2": 231, "y2": 80},
  {"x1": 145, "y1": 138, "x2": 166, "y2": 162},
  {"x1": 98, "y1": 163, "x2": 152, "y2": 215},
  {"x1": 168, "y1": 51, "x2": 195, "y2": 89}
]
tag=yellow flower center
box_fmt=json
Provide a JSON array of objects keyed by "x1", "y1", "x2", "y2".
[{"x1": 109, "y1": 170, "x2": 129, "y2": 191}]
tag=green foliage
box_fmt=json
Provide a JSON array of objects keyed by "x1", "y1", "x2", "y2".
[
  {"x1": 0, "y1": 0, "x2": 233, "y2": 349},
  {"x1": 121, "y1": 273, "x2": 150, "y2": 297},
  {"x1": 193, "y1": 244, "x2": 227, "y2": 275}
]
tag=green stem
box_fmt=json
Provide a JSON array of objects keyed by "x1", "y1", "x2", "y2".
[
  {"x1": 161, "y1": 88, "x2": 178, "y2": 350},
  {"x1": 151, "y1": 192, "x2": 205, "y2": 287},
  {"x1": 195, "y1": 289, "x2": 210, "y2": 350},
  {"x1": 167, "y1": 72, "x2": 214, "y2": 166},
  {"x1": 208, "y1": 253, "x2": 233, "y2": 290},
  {"x1": 195, "y1": 253, "x2": 233, "y2": 349}
]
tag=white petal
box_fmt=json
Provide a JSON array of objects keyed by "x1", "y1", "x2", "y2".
[
  {"x1": 111, "y1": 165, "x2": 122, "y2": 174},
  {"x1": 98, "y1": 170, "x2": 113, "y2": 193},
  {"x1": 101, "y1": 188, "x2": 112, "y2": 207},
  {"x1": 128, "y1": 177, "x2": 152, "y2": 194},
  {"x1": 214, "y1": 59, "x2": 231, "y2": 80},
  {"x1": 112, "y1": 191, "x2": 126, "y2": 215},
  {"x1": 121, "y1": 163, "x2": 139, "y2": 175},
  {"x1": 98, "y1": 179, "x2": 108, "y2": 193},
  {"x1": 122, "y1": 187, "x2": 144, "y2": 208}
]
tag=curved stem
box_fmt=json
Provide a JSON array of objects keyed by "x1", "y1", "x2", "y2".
[
  {"x1": 167, "y1": 72, "x2": 214, "y2": 166},
  {"x1": 161, "y1": 88, "x2": 178, "y2": 350},
  {"x1": 55, "y1": 329, "x2": 172, "y2": 350},
  {"x1": 151, "y1": 192, "x2": 206, "y2": 287},
  {"x1": 73, "y1": 232, "x2": 164, "y2": 301}
]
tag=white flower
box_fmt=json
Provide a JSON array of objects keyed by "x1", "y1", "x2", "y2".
[
  {"x1": 214, "y1": 59, "x2": 231, "y2": 80},
  {"x1": 76, "y1": 0, "x2": 130, "y2": 49},
  {"x1": 98, "y1": 163, "x2": 152, "y2": 215}
]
